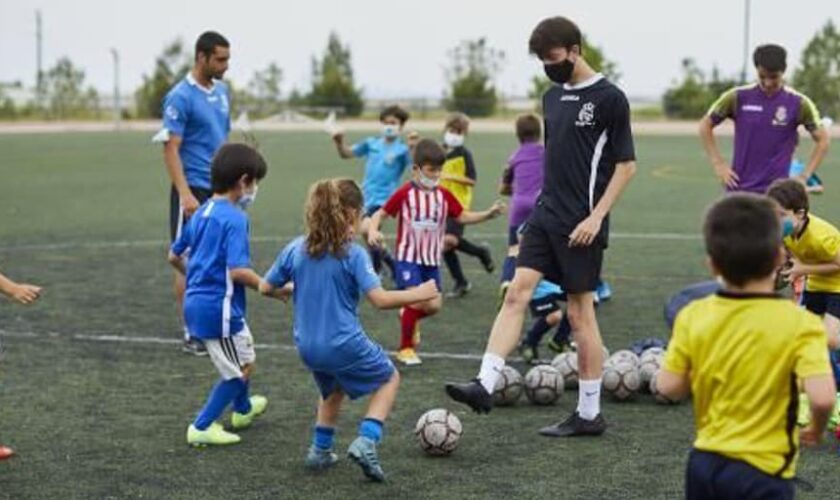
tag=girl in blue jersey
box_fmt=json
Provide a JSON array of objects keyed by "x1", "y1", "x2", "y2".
[{"x1": 261, "y1": 178, "x2": 437, "y2": 482}]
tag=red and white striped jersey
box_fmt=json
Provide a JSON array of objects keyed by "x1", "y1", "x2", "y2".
[{"x1": 382, "y1": 181, "x2": 464, "y2": 266}]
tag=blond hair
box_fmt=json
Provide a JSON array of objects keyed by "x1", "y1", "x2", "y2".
[
  {"x1": 444, "y1": 112, "x2": 470, "y2": 134},
  {"x1": 304, "y1": 178, "x2": 363, "y2": 257}
]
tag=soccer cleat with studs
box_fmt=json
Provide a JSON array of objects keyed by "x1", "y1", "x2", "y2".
[
  {"x1": 445, "y1": 378, "x2": 494, "y2": 414},
  {"x1": 538, "y1": 411, "x2": 607, "y2": 438},
  {"x1": 347, "y1": 436, "x2": 385, "y2": 482}
]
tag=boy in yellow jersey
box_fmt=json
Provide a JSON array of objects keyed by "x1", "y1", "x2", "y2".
[
  {"x1": 440, "y1": 112, "x2": 494, "y2": 298},
  {"x1": 657, "y1": 194, "x2": 836, "y2": 500}
]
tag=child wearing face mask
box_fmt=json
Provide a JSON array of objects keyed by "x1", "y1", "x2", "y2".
[
  {"x1": 169, "y1": 143, "x2": 286, "y2": 447},
  {"x1": 439, "y1": 112, "x2": 495, "y2": 299},
  {"x1": 331, "y1": 105, "x2": 414, "y2": 279},
  {"x1": 368, "y1": 139, "x2": 505, "y2": 366}
]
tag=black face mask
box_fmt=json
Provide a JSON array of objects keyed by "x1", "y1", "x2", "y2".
[{"x1": 544, "y1": 59, "x2": 575, "y2": 84}]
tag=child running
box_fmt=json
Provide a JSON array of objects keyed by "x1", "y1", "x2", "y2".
[
  {"x1": 260, "y1": 178, "x2": 437, "y2": 482},
  {"x1": 368, "y1": 139, "x2": 505, "y2": 366},
  {"x1": 169, "y1": 143, "x2": 275, "y2": 447}
]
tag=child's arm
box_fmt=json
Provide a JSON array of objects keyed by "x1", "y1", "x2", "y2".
[
  {"x1": 656, "y1": 370, "x2": 691, "y2": 402},
  {"x1": 441, "y1": 173, "x2": 476, "y2": 186},
  {"x1": 800, "y1": 374, "x2": 837, "y2": 446},
  {"x1": 455, "y1": 200, "x2": 506, "y2": 226},
  {"x1": 0, "y1": 271, "x2": 42, "y2": 305},
  {"x1": 366, "y1": 279, "x2": 438, "y2": 310},
  {"x1": 499, "y1": 166, "x2": 513, "y2": 196},
  {"x1": 230, "y1": 267, "x2": 264, "y2": 291},
  {"x1": 785, "y1": 254, "x2": 840, "y2": 281},
  {"x1": 367, "y1": 208, "x2": 389, "y2": 248},
  {"x1": 332, "y1": 132, "x2": 356, "y2": 159},
  {"x1": 167, "y1": 251, "x2": 186, "y2": 276},
  {"x1": 258, "y1": 280, "x2": 293, "y2": 301}
]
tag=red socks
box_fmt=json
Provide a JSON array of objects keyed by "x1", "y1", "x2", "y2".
[{"x1": 400, "y1": 307, "x2": 426, "y2": 349}]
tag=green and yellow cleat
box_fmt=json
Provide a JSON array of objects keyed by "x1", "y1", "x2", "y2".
[
  {"x1": 231, "y1": 395, "x2": 268, "y2": 430},
  {"x1": 187, "y1": 422, "x2": 241, "y2": 447}
]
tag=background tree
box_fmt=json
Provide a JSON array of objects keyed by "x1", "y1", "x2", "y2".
[
  {"x1": 793, "y1": 20, "x2": 840, "y2": 119},
  {"x1": 661, "y1": 59, "x2": 739, "y2": 119},
  {"x1": 305, "y1": 32, "x2": 363, "y2": 117},
  {"x1": 134, "y1": 39, "x2": 191, "y2": 118},
  {"x1": 445, "y1": 38, "x2": 505, "y2": 117},
  {"x1": 528, "y1": 37, "x2": 620, "y2": 106},
  {"x1": 43, "y1": 57, "x2": 100, "y2": 119},
  {"x1": 248, "y1": 62, "x2": 283, "y2": 117}
]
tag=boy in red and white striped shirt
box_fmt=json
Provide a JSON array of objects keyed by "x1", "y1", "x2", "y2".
[{"x1": 369, "y1": 139, "x2": 505, "y2": 365}]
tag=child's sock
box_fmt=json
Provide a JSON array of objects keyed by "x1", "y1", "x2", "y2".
[
  {"x1": 400, "y1": 307, "x2": 425, "y2": 349},
  {"x1": 194, "y1": 378, "x2": 246, "y2": 430},
  {"x1": 551, "y1": 315, "x2": 573, "y2": 346},
  {"x1": 524, "y1": 316, "x2": 551, "y2": 347},
  {"x1": 359, "y1": 418, "x2": 384, "y2": 444},
  {"x1": 477, "y1": 353, "x2": 505, "y2": 394},
  {"x1": 501, "y1": 256, "x2": 516, "y2": 282},
  {"x1": 183, "y1": 326, "x2": 191, "y2": 341},
  {"x1": 443, "y1": 250, "x2": 467, "y2": 287},
  {"x1": 232, "y1": 379, "x2": 252, "y2": 414},
  {"x1": 456, "y1": 238, "x2": 484, "y2": 258},
  {"x1": 577, "y1": 378, "x2": 602, "y2": 420},
  {"x1": 369, "y1": 247, "x2": 383, "y2": 274},
  {"x1": 312, "y1": 425, "x2": 336, "y2": 450}
]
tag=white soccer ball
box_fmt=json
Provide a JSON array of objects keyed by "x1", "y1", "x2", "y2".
[
  {"x1": 551, "y1": 352, "x2": 579, "y2": 389},
  {"x1": 415, "y1": 409, "x2": 463, "y2": 456},
  {"x1": 493, "y1": 365, "x2": 524, "y2": 406},
  {"x1": 602, "y1": 362, "x2": 641, "y2": 401},
  {"x1": 524, "y1": 365, "x2": 564, "y2": 405},
  {"x1": 606, "y1": 349, "x2": 641, "y2": 369},
  {"x1": 640, "y1": 347, "x2": 665, "y2": 361},
  {"x1": 638, "y1": 355, "x2": 663, "y2": 391},
  {"x1": 649, "y1": 370, "x2": 678, "y2": 405}
]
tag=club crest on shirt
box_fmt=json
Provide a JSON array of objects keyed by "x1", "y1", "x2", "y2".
[
  {"x1": 772, "y1": 105, "x2": 788, "y2": 126},
  {"x1": 576, "y1": 102, "x2": 596, "y2": 127},
  {"x1": 165, "y1": 105, "x2": 179, "y2": 121}
]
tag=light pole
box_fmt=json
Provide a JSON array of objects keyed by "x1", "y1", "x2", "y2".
[
  {"x1": 741, "y1": 0, "x2": 751, "y2": 83},
  {"x1": 110, "y1": 48, "x2": 120, "y2": 130}
]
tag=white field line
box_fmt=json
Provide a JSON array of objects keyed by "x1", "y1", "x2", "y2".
[
  {"x1": 0, "y1": 329, "x2": 490, "y2": 361},
  {"x1": 0, "y1": 231, "x2": 700, "y2": 253}
]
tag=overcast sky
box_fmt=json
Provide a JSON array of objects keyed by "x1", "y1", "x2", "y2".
[{"x1": 1, "y1": 1, "x2": 838, "y2": 99}]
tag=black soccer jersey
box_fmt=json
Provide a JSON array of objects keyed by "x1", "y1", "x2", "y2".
[{"x1": 539, "y1": 75, "x2": 635, "y2": 246}]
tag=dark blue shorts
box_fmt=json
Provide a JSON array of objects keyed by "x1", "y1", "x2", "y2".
[
  {"x1": 395, "y1": 261, "x2": 442, "y2": 291},
  {"x1": 686, "y1": 449, "x2": 793, "y2": 500},
  {"x1": 529, "y1": 293, "x2": 566, "y2": 317},
  {"x1": 309, "y1": 342, "x2": 396, "y2": 400},
  {"x1": 801, "y1": 291, "x2": 840, "y2": 318},
  {"x1": 363, "y1": 205, "x2": 382, "y2": 218}
]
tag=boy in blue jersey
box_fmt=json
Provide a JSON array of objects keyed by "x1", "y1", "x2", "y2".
[
  {"x1": 156, "y1": 31, "x2": 232, "y2": 355},
  {"x1": 261, "y1": 178, "x2": 437, "y2": 482},
  {"x1": 518, "y1": 279, "x2": 573, "y2": 364},
  {"x1": 169, "y1": 143, "x2": 282, "y2": 446},
  {"x1": 332, "y1": 105, "x2": 414, "y2": 278}
]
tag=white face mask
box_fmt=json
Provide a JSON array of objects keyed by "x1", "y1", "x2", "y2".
[
  {"x1": 237, "y1": 185, "x2": 258, "y2": 210},
  {"x1": 382, "y1": 124, "x2": 400, "y2": 138},
  {"x1": 443, "y1": 131, "x2": 465, "y2": 148},
  {"x1": 418, "y1": 172, "x2": 439, "y2": 189}
]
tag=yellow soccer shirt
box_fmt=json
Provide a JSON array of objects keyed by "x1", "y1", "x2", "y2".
[
  {"x1": 663, "y1": 291, "x2": 831, "y2": 478},
  {"x1": 784, "y1": 214, "x2": 840, "y2": 293},
  {"x1": 440, "y1": 146, "x2": 476, "y2": 210}
]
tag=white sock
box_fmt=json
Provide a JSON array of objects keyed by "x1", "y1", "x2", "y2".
[
  {"x1": 576, "y1": 378, "x2": 602, "y2": 420},
  {"x1": 477, "y1": 353, "x2": 505, "y2": 394},
  {"x1": 183, "y1": 326, "x2": 191, "y2": 341}
]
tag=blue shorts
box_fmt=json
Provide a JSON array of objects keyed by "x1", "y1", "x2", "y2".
[
  {"x1": 395, "y1": 261, "x2": 441, "y2": 291},
  {"x1": 309, "y1": 342, "x2": 396, "y2": 400},
  {"x1": 364, "y1": 204, "x2": 382, "y2": 218},
  {"x1": 801, "y1": 290, "x2": 840, "y2": 318},
  {"x1": 686, "y1": 449, "x2": 793, "y2": 500},
  {"x1": 529, "y1": 293, "x2": 565, "y2": 317}
]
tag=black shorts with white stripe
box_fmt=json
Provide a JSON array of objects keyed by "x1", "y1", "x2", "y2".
[{"x1": 169, "y1": 185, "x2": 213, "y2": 242}]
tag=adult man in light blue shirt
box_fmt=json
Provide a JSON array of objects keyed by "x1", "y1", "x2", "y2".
[{"x1": 158, "y1": 31, "x2": 231, "y2": 355}]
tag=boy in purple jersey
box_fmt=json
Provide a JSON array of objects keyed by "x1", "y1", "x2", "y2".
[{"x1": 700, "y1": 44, "x2": 830, "y2": 194}]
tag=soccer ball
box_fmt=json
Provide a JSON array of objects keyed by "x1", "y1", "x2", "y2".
[
  {"x1": 638, "y1": 354, "x2": 663, "y2": 391},
  {"x1": 640, "y1": 347, "x2": 665, "y2": 361},
  {"x1": 493, "y1": 365, "x2": 524, "y2": 406},
  {"x1": 550, "y1": 352, "x2": 579, "y2": 389},
  {"x1": 524, "y1": 365, "x2": 564, "y2": 405},
  {"x1": 649, "y1": 370, "x2": 677, "y2": 405},
  {"x1": 570, "y1": 342, "x2": 610, "y2": 361},
  {"x1": 415, "y1": 409, "x2": 463, "y2": 456},
  {"x1": 605, "y1": 349, "x2": 640, "y2": 369},
  {"x1": 602, "y1": 362, "x2": 641, "y2": 401}
]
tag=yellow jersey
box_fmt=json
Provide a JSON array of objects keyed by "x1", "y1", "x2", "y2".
[
  {"x1": 663, "y1": 291, "x2": 831, "y2": 478},
  {"x1": 784, "y1": 214, "x2": 840, "y2": 293},
  {"x1": 440, "y1": 146, "x2": 476, "y2": 210}
]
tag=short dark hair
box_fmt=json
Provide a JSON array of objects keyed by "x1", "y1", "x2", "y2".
[
  {"x1": 516, "y1": 114, "x2": 542, "y2": 143},
  {"x1": 753, "y1": 44, "x2": 786, "y2": 72},
  {"x1": 379, "y1": 105, "x2": 410, "y2": 125},
  {"x1": 444, "y1": 112, "x2": 470, "y2": 134},
  {"x1": 195, "y1": 31, "x2": 230, "y2": 61},
  {"x1": 528, "y1": 17, "x2": 582, "y2": 60},
  {"x1": 211, "y1": 143, "x2": 267, "y2": 193},
  {"x1": 767, "y1": 178, "x2": 809, "y2": 213},
  {"x1": 413, "y1": 139, "x2": 446, "y2": 170},
  {"x1": 703, "y1": 194, "x2": 781, "y2": 287}
]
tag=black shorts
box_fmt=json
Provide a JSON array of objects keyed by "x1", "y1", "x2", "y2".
[
  {"x1": 801, "y1": 291, "x2": 840, "y2": 318},
  {"x1": 508, "y1": 225, "x2": 521, "y2": 246},
  {"x1": 686, "y1": 450, "x2": 793, "y2": 500},
  {"x1": 529, "y1": 293, "x2": 566, "y2": 317},
  {"x1": 169, "y1": 185, "x2": 213, "y2": 241},
  {"x1": 516, "y1": 211, "x2": 603, "y2": 294},
  {"x1": 364, "y1": 205, "x2": 382, "y2": 218},
  {"x1": 446, "y1": 217, "x2": 465, "y2": 239}
]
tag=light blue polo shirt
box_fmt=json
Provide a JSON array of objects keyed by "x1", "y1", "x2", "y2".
[{"x1": 351, "y1": 136, "x2": 411, "y2": 211}]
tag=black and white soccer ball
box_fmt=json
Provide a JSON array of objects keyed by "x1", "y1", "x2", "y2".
[
  {"x1": 524, "y1": 365, "x2": 564, "y2": 405},
  {"x1": 415, "y1": 409, "x2": 463, "y2": 456},
  {"x1": 605, "y1": 349, "x2": 641, "y2": 369},
  {"x1": 640, "y1": 347, "x2": 665, "y2": 361},
  {"x1": 493, "y1": 365, "x2": 524, "y2": 406},
  {"x1": 550, "y1": 352, "x2": 579, "y2": 389},
  {"x1": 638, "y1": 354, "x2": 663, "y2": 391},
  {"x1": 602, "y1": 361, "x2": 641, "y2": 401}
]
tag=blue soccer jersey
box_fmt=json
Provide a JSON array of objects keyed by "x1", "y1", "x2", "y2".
[
  {"x1": 533, "y1": 279, "x2": 563, "y2": 301},
  {"x1": 161, "y1": 74, "x2": 231, "y2": 190},
  {"x1": 264, "y1": 237, "x2": 382, "y2": 370},
  {"x1": 171, "y1": 198, "x2": 250, "y2": 339},
  {"x1": 351, "y1": 136, "x2": 411, "y2": 211}
]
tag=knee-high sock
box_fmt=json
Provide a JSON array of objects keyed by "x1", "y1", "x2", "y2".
[
  {"x1": 369, "y1": 247, "x2": 383, "y2": 274},
  {"x1": 457, "y1": 238, "x2": 485, "y2": 258},
  {"x1": 381, "y1": 248, "x2": 396, "y2": 276},
  {"x1": 524, "y1": 316, "x2": 552, "y2": 347},
  {"x1": 359, "y1": 418, "x2": 384, "y2": 444},
  {"x1": 501, "y1": 256, "x2": 516, "y2": 283},
  {"x1": 194, "y1": 378, "x2": 247, "y2": 430},
  {"x1": 443, "y1": 250, "x2": 467, "y2": 287},
  {"x1": 400, "y1": 307, "x2": 426, "y2": 349},
  {"x1": 232, "y1": 379, "x2": 252, "y2": 414},
  {"x1": 551, "y1": 315, "x2": 573, "y2": 346}
]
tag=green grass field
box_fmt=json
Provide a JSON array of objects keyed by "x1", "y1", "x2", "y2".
[{"x1": 1, "y1": 130, "x2": 839, "y2": 499}]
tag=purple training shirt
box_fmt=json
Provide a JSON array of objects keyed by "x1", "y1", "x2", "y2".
[{"x1": 505, "y1": 142, "x2": 545, "y2": 227}]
